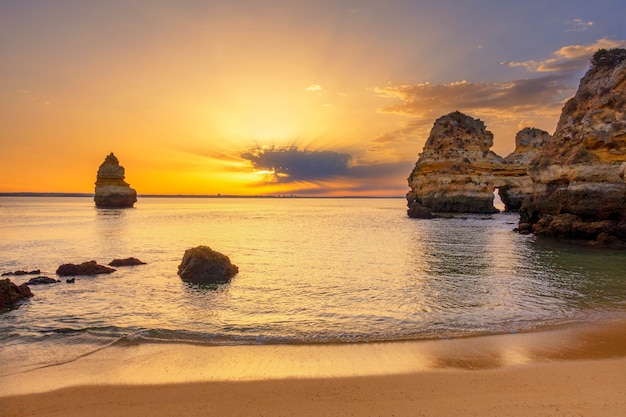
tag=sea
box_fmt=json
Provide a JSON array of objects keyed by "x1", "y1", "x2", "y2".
[{"x1": 1, "y1": 196, "x2": 626, "y2": 373}]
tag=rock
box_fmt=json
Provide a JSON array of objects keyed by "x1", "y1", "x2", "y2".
[
  {"x1": 56, "y1": 261, "x2": 116, "y2": 276},
  {"x1": 178, "y1": 246, "x2": 238, "y2": 285},
  {"x1": 406, "y1": 111, "x2": 550, "y2": 216},
  {"x1": 2, "y1": 269, "x2": 41, "y2": 276},
  {"x1": 520, "y1": 48, "x2": 626, "y2": 242},
  {"x1": 94, "y1": 153, "x2": 137, "y2": 208},
  {"x1": 66, "y1": 278, "x2": 75, "y2": 283},
  {"x1": 407, "y1": 202, "x2": 434, "y2": 219},
  {"x1": 108, "y1": 257, "x2": 146, "y2": 267},
  {"x1": 0, "y1": 278, "x2": 34, "y2": 311},
  {"x1": 26, "y1": 276, "x2": 61, "y2": 285}
]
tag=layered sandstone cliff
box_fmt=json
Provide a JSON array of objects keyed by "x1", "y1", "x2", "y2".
[
  {"x1": 94, "y1": 153, "x2": 137, "y2": 208},
  {"x1": 407, "y1": 112, "x2": 549, "y2": 217},
  {"x1": 519, "y1": 49, "x2": 626, "y2": 242}
]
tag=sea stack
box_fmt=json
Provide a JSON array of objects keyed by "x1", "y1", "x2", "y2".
[
  {"x1": 94, "y1": 153, "x2": 137, "y2": 208},
  {"x1": 406, "y1": 111, "x2": 549, "y2": 217},
  {"x1": 519, "y1": 48, "x2": 626, "y2": 242}
]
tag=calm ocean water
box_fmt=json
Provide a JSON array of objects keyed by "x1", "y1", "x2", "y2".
[{"x1": 1, "y1": 197, "x2": 626, "y2": 371}]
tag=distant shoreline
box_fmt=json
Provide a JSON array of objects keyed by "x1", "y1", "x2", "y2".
[{"x1": 0, "y1": 192, "x2": 404, "y2": 199}]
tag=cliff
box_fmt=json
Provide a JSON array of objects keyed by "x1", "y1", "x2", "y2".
[
  {"x1": 94, "y1": 153, "x2": 137, "y2": 208},
  {"x1": 519, "y1": 49, "x2": 626, "y2": 242},
  {"x1": 407, "y1": 112, "x2": 549, "y2": 217}
]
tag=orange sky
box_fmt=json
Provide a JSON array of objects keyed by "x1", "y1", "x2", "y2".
[{"x1": 1, "y1": 1, "x2": 625, "y2": 196}]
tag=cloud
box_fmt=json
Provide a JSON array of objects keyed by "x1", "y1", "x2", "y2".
[
  {"x1": 241, "y1": 146, "x2": 351, "y2": 183},
  {"x1": 566, "y1": 19, "x2": 594, "y2": 32},
  {"x1": 373, "y1": 38, "x2": 626, "y2": 149},
  {"x1": 504, "y1": 37, "x2": 626, "y2": 73},
  {"x1": 305, "y1": 84, "x2": 323, "y2": 92},
  {"x1": 376, "y1": 75, "x2": 572, "y2": 120},
  {"x1": 239, "y1": 145, "x2": 415, "y2": 195}
]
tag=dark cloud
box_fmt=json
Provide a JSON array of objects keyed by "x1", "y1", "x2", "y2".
[{"x1": 241, "y1": 146, "x2": 352, "y2": 183}]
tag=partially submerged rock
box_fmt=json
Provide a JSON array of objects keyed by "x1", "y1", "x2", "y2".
[
  {"x1": 178, "y1": 246, "x2": 238, "y2": 285},
  {"x1": 0, "y1": 278, "x2": 33, "y2": 311},
  {"x1": 2, "y1": 269, "x2": 41, "y2": 276},
  {"x1": 94, "y1": 153, "x2": 137, "y2": 208},
  {"x1": 26, "y1": 276, "x2": 61, "y2": 285},
  {"x1": 56, "y1": 261, "x2": 116, "y2": 277},
  {"x1": 109, "y1": 257, "x2": 146, "y2": 267}
]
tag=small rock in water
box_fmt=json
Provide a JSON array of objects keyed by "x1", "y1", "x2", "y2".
[
  {"x1": 108, "y1": 257, "x2": 146, "y2": 267},
  {"x1": 178, "y1": 246, "x2": 238, "y2": 285},
  {"x1": 56, "y1": 261, "x2": 116, "y2": 276},
  {"x1": 0, "y1": 278, "x2": 34, "y2": 310},
  {"x1": 26, "y1": 276, "x2": 61, "y2": 285}
]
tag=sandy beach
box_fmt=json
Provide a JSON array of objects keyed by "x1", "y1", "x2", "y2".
[{"x1": 2, "y1": 320, "x2": 626, "y2": 417}]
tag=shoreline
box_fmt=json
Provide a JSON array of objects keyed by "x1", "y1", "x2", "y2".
[{"x1": 1, "y1": 319, "x2": 626, "y2": 416}]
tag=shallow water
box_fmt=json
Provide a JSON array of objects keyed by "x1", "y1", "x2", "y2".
[{"x1": 1, "y1": 197, "x2": 625, "y2": 371}]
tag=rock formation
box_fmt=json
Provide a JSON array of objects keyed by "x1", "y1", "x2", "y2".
[
  {"x1": 94, "y1": 153, "x2": 137, "y2": 208},
  {"x1": 497, "y1": 128, "x2": 551, "y2": 210},
  {"x1": 406, "y1": 111, "x2": 550, "y2": 217},
  {"x1": 178, "y1": 246, "x2": 238, "y2": 285},
  {"x1": 519, "y1": 49, "x2": 626, "y2": 242},
  {"x1": 56, "y1": 261, "x2": 116, "y2": 276},
  {"x1": 0, "y1": 278, "x2": 33, "y2": 311}
]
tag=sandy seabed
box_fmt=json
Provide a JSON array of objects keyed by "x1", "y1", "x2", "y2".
[{"x1": 1, "y1": 320, "x2": 626, "y2": 417}]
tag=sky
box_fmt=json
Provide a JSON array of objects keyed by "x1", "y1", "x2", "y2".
[{"x1": 1, "y1": 0, "x2": 625, "y2": 196}]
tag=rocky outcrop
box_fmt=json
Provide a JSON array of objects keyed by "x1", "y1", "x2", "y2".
[
  {"x1": 519, "y1": 49, "x2": 626, "y2": 242},
  {"x1": 94, "y1": 153, "x2": 137, "y2": 208},
  {"x1": 56, "y1": 261, "x2": 116, "y2": 276},
  {"x1": 407, "y1": 112, "x2": 550, "y2": 217},
  {"x1": 109, "y1": 257, "x2": 146, "y2": 267},
  {"x1": 178, "y1": 246, "x2": 238, "y2": 285},
  {"x1": 0, "y1": 279, "x2": 33, "y2": 311}
]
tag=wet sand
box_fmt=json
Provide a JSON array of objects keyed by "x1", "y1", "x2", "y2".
[{"x1": 1, "y1": 320, "x2": 626, "y2": 417}]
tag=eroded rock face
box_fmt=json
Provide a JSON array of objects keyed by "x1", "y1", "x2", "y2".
[
  {"x1": 94, "y1": 153, "x2": 137, "y2": 208},
  {"x1": 497, "y1": 128, "x2": 551, "y2": 211},
  {"x1": 519, "y1": 49, "x2": 626, "y2": 242},
  {"x1": 407, "y1": 112, "x2": 550, "y2": 217},
  {"x1": 178, "y1": 246, "x2": 238, "y2": 285}
]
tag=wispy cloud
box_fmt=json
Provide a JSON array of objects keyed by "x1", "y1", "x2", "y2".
[
  {"x1": 305, "y1": 84, "x2": 323, "y2": 92},
  {"x1": 566, "y1": 18, "x2": 594, "y2": 32},
  {"x1": 376, "y1": 75, "x2": 571, "y2": 120},
  {"x1": 373, "y1": 37, "x2": 626, "y2": 149},
  {"x1": 503, "y1": 37, "x2": 626, "y2": 72}
]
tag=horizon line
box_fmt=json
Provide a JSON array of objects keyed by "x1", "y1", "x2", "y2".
[{"x1": 0, "y1": 192, "x2": 405, "y2": 199}]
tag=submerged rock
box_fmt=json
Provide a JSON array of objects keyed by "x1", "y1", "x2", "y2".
[
  {"x1": 519, "y1": 48, "x2": 626, "y2": 242},
  {"x1": 109, "y1": 257, "x2": 147, "y2": 267},
  {"x1": 178, "y1": 246, "x2": 238, "y2": 285},
  {"x1": 56, "y1": 261, "x2": 116, "y2": 276},
  {"x1": 94, "y1": 153, "x2": 137, "y2": 208},
  {"x1": 0, "y1": 278, "x2": 34, "y2": 311}
]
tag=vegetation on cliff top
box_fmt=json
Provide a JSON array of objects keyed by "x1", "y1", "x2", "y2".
[{"x1": 590, "y1": 48, "x2": 626, "y2": 69}]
